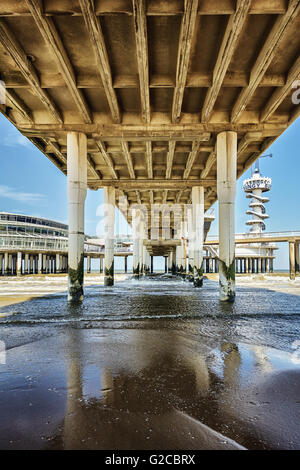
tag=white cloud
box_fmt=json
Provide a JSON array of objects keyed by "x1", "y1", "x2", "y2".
[
  {"x1": 0, "y1": 185, "x2": 45, "y2": 204},
  {"x1": 3, "y1": 131, "x2": 31, "y2": 148}
]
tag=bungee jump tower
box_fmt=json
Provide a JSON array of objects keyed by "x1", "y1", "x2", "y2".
[
  {"x1": 244, "y1": 164, "x2": 271, "y2": 234},
  {"x1": 234, "y1": 163, "x2": 278, "y2": 274}
]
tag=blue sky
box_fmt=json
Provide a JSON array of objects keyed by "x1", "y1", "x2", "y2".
[{"x1": 0, "y1": 113, "x2": 299, "y2": 269}]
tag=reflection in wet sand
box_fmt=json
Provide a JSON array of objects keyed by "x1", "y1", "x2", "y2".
[
  {"x1": 0, "y1": 276, "x2": 299, "y2": 449},
  {"x1": 59, "y1": 329, "x2": 244, "y2": 450}
]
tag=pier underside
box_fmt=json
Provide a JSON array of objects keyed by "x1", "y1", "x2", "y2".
[{"x1": 0, "y1": 0, "x2": 299, "y2": 299}]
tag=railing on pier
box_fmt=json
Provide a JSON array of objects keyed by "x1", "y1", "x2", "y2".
[{"x1": 206, "y1": 231, "x2": 300, "y2": 242}]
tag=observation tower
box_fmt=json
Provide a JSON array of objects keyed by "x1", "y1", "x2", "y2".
[{"x1": 243, "y1": 165, "x2": 272, "y2": 233}]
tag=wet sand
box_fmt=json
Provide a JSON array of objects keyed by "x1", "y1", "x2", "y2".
[
  {"x1": 0, "y1": 274, "x2": 299, "y2": 450},
  {"x1": 0, "y1": 273, "x2": 126, "y2": 308}
]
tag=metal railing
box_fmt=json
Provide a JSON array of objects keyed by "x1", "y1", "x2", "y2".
[
  {"x1": 0, "y1": 235, "x2": 133, "y2": 254},
  {"x1": 206, "y1": 231, "x2": 300, "y2": 241},
  {"x1": 0, "y1": 234, "x2": 69, "y2": 251}
]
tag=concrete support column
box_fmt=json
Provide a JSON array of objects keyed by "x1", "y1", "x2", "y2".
[
  {"x1": 176, "y1": 239, "x2": 181, "y2": 275},
  {"x1": 258, "y1": 258, "x2": 262, "y2": 273},
  {"x1": 29, "y1": 255, "x2": 33, "y2": 274},
  {"x1": 146, "y1": 251, "x2": 151, "y2": 274},
  {"x1": 139, "y1": 218, "x2": 145, "y2": 276},
  {"x1": 172, "y1": 247, "x2": 176, "y2": 275},
  {"x1": 295, "y1": 243, "x2": 299, "y2": 274},
  {"x1": 17, "y1": 252, "x2": 22, "y2": 276},
  {"x1": 289, "y1": 241, "x2": 296, "y2": 280},
  {"x1": 8, "y1": 254, "x2": 12, "y2": 275},
  {"x1": 42, "y1": 254, "x2": 46, "y2": 274},
  {"x1": 4, "y1": 252, "x2": 9, "y2": 275},
  {"x1": 142, "y1": 246, "x2": 148, "y2": 275},
  {"x1": 38, "y1": 253, "x2": 42, "y2": 274},
  {"x1": 168, "y1": 252, "x2": 172, "y2": 274},
  {"x1": 132, "y1": 209, "x2": 140, "y2": 279},
  {"x1": 124, "y1": 256, "x2": 128, "y2": 274},
  {"x1": 217, "y1": 131, "x2": 237, "y2": 301},
  {"x1": 87, "y1": 255, "x2": 91, "y2": 274},
  {"x1": 180, "y1": 221, "x2": 186, "y2": 278},
  {"x1": 164, "y1": 256, "x2": 168, "y2": 273},
  {"x1": 0, "y1": 254, "x2": 3, "y2": 275},
  {"x1": 56, "y1": 253, "x2": 61, "y2": 274},
  {"x1": 215, "y1": 259, "x2": 219, "y2": 273},
  {"x1": 100, "y1": 257, "x2": 103, "y2": 274},
  {"x1": 24, "y1": 253, "x2": 29, "y2": 275},
  {"x1": 192, "y1": 186, "x2": 204, "y2": 287},
  {"x1": 103, "y1": 187, "x2": 115, "y2": 286},
  {"x1": 67, "y1": 132, "x2": 87, "y2": 301},
  {"x1": 150, "y1": 256, "x2": 153, "y2": 274}
]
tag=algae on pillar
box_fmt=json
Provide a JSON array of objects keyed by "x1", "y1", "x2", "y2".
[
  {"x1": 104, "y1": 187, "x2": 115, "y2": 286},
  {"x1": 217, "y1": 131, "x2": 237, "y2": 301},
  {"x1": 67, "y1": 132, "x2": 87, "y2": 301},
  {"x1": 192, "y1": 186, "x2": 204, "y2": 288}
]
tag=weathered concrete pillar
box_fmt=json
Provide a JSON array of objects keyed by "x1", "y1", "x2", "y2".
[
  {"x1": 55, "y1": 253, "x2": 61, "y2": 274},
  {"x1": 192, "y1": 186, "x2": 204, "y2": 287},
  {"x1": 139, "y1": 218, "x2": 145, "y2": 276},
  {"x1": 38, "y1": 253, "x2": 42, "y2": 274},
  {"x1": 258, "y1": 258, "x2": 262, "y2": 274},
  {"x1": 103, "y1": 187, "x2": 115, "y2": 286},
  {"x1": 3, "y1": 253, "x2": 8, "y2": 275},
  {"x1": 143, "y1": 246, "x2": 147, "y2": 275},
  {"x1": 270, "y1": 258, "x2": 274, "y2": 273},
  {"x1": 42, "y1": 254, "x2": 46, "y2": 274},
  {"x1": 17, "y1": 252, "x2": 22, "y2": 276},
  {"x1": 217, "y1": 131, "x2": 237, "y2": 301},
  {"x1": 132, "y1": 209, "x2": 140, "y2": 279},
  {"x1": 150, "y1": 255, "x2": 153, "y2": 274},
  {"x1": 295, "y1": 243, "x2": 299, "y2": 274},
  {"x1": 124, "y1": 256, "x2": 128, "y2": 274},
  {"x1": 0, "y1": 254, "x2": 3, "y2": 275},
  {"x1": 87, "y1": 255, "x2": 91, "y2": 274},
  {"x1": 215, "y1": 259, "x2": 219, "y2": 273},
  {"x1": 172, "y1": 247, "x2": 176, "y2": 275},
  {"x1": 8, "y1": 254, "x2": 12, "y2": 275},
  {"x1": 180, "y1": 221, "x2": 186, "y2": 278},
  {"x1": 168, "y1": 252, "x2": 172, "y2": 274},
  {"x1": 164, "y1": 256, "x2": 168, "y2": 273},
  {"x1": 176, "y1": 239, "x2": 181, "y2": 275},
  {"x1": 289, "y1": 241, "x2": 296, "y2": 280},
  {"x1": 29, "y1": 255, "x2": 33, "y2": 274},
  {"x1": 67, "y1": 132, "x2": 87, "y2": 301},
  {"x1": 100, "y1": 256, "x2": 103, "y2": 273},
  {"x1": 146, "y1": 251, "x2": 151, "y2": 274},
  {"x1": 24, "y1": 253, "x2": 29, "y2": 275}
]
